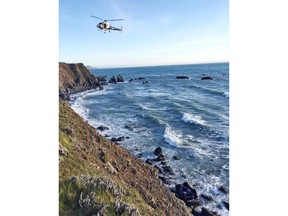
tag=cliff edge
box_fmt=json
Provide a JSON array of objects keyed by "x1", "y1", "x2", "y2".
[
  {"x1": 59, "y1": 62, "x2": 99, "y2": 100},
  {"x1": 59, "y1": 63, "x2": 192, "y2": 215}
]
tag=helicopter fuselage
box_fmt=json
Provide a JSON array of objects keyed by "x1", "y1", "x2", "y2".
[
  {"x1": 97, "y1": 22, "x2": 111, "y2": 30},
  {"x1": 96, "y1": 21, "x2": 122, "y2": 32}
]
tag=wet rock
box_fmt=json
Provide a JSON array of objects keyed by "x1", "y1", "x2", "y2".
[
  {"x1": 201, "y1": 76, "x2": 213, "y2": 80},
  {"x1": 190, "y1": 199, "x2": 202, "y2": 207},
  {"x1": 156, "y1": 153, "x2": 165, "y2": 161},
  {"x1": 200, "y1": 194, "x2": 214, "y2": 202},
  {"x1": 145, "y1": 159, "x2": 154, "y2": 165},
  {"x1": 154, "y1": 165, "x2": 164, "y2": 174},
  {"x1": 162, "y1": 165, "x2": 174, "y2": 175},
  {"x1": 97, "y1": 125, "x2": 109, "y2": 131},
  {"x1": 142, "y1": 81, "x2": 148, "y2": 84},
  {"x1": 97, "y1": 76, "x2": 107, "y2": 82},
  {"x1": 173, "y1": 182, "x2": 198, "y2": 207},
  {"x1": 138, "y1": 77, "x2": 145, "y2": 80},
  {"x1": 181, "y1": 174, "x2": 187, "y2": 179},
  {"x1": 160, "y1": 161, "x2": 167, "y2": 165},
  {"x1": 124, "y1": 125, "x2": 134, "y2": 131},
  {"x1": 200, "y1": 208, "x2": 220, "y2": 216},
  {"x1": 172, "y1": 155, "x2": 180, "y2": 160},
  {"x1": 109, "y1": 76, "x2": 117, "y2": 84},
  {"x1": 136, "y1": 153, "x2": 143, "y2": 158},
  {"x1": 222, "y1": 201, "x2": 229, "y2": 210},
  {"x1": 176, "y1": 76, "x2": 189, "y2": 79},
  {"x1": 111, "y1": 137, "x2": 117, "y2": 142},
  {"x1": 218, "y1": 185, "x2": 228, "y2": 194},
  {"x1": 192, "y1": 208, "x2": 202, "y2": 216},
  {"x1": 154, "y1": 147, "x2": 162, "y2": 156},
  {"x1": 159, "y1": 176, "x2": 171, "y2": 185},
  {"x1": 117, "y1": 74, "x2": 124, "y2": 82},
  {"x1": 116, "y1": 136, "x2": 125, "y2": 142}
]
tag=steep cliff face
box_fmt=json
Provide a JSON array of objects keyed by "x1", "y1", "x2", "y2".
[
  {"x1": 59, "y1": 100, "x2": 192, "y2": 215},
  {"x1": 58, "y1": 62, "x2": 193, "y2": 215},
  {"x1": 59, "y1": 62, "x2": 99, "y2": 99}
]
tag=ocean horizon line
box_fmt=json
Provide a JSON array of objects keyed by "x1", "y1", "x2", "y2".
[{"x1": 87, "y1": 61, "x2": 229, "y2": 70}]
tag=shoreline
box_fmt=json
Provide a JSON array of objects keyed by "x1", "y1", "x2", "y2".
[
  {"x1": 67, "y1": 83, "x2": 229, "y2": 216},
  {"x1": 59, "y1": 62, "x2": 229, "y2": 216}
]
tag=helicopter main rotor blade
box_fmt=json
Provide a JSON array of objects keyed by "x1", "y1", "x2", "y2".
[
  {"x1": 106, "y1": 19, "x2": 124, "y2": 21},
  {"x1": 91, "y1": 15, "x2": 104, "y2": 20}
]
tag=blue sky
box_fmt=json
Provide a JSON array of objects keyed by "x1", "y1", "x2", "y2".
[{"x1": 59, "y1": 0, "x2": 229, "y2": 68}]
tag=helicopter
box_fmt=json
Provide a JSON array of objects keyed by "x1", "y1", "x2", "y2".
[{"x1": 91, "y1": 16, "x2": 124, "y2": 32}]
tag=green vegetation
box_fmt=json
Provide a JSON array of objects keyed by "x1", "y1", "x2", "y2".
[{"x1": 59, "y1": 100, "x2": 165, "y2": 215}]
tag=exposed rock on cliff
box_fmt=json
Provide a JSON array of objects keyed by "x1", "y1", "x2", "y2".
[{"x1": 59, "y1": 62, "x2": 99, "y2": 100}]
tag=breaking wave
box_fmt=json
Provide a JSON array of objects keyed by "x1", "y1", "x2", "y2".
[
  {"x1": 223, "y1": 92, "x2": 229, "y2": 98},
  {"x1": 182, "y1": 112, "x2": 206, "y2": 126},
  {"x1": 163, "y1": 126, "x2": 182, "y2": 147}
]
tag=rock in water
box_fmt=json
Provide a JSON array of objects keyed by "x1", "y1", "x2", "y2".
[
  {"x1": 145, "y1": 159, "x2": 154, "y2": 165},
  {"x1": 222, "y1": 201, "x2": 229, "y2": 210},
  {"x1": 174, "y1": 182, "x2": 198, "y2": 207},
  {"x1": 176, "y1": 76, "x2": 189, "y2": 79},
  {"x1": 201, "y1": 76, "x2": 213, "y2": 80},
  {"x1": 97, "y1": 125, "x2": 109, "y2": 131},
  {"x1": 200, "y1": 207, "x2": 220, "y2": 216},
  {"x1": 218, "y1": 185, "x2": 228, "y2": 194},
  {"x1": 117, "y1": 74, "x2": 124, "y2": 82},
  {"x1": 162, "y1": 165, "x2": 174, "y2": 175},
  {"x1": 109, "y1": 75, "x2": 117, "y2": 83},
  {"x1": 154, "y1": 147, "x2": 162, "y2": 156},
  {"x1": 156, "y1": 153, "x2": 165, "y2": 161},
  {"x1": 172, "y1": 155, "x2": 180, "y2": 160}
]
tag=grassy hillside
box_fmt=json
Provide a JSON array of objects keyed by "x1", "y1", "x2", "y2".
[{"x1": 59, "y1": 99, "x2": 192, "y2": 216}]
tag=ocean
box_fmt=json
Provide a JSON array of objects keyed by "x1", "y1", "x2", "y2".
[{"x1": 70, "y1": 62, "x2": 229, "y2": 215}]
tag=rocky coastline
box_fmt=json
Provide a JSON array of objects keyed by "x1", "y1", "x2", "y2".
[{"x1": 59, "y1": 62, "x2": 228, "y2": 216}]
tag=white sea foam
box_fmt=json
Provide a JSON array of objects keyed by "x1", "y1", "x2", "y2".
[
  {"x1": 139, "y1": 103, "x2": 157, "y2": 111},
  {"x1": 223, "y1": 92, "x2": 229, "y2": 97},
  {"x1": 70, "y1": 96, "x2": 90, "y2": 120},
  {"x1": 182, "y1": 112, "x2": 206, "y2": 125},
  {"x1": 139, "y1": 103, "x2": 167, "y2": 111},
  {"x1": 163, "y1": 126, "x2": 182, "y2": 147}
]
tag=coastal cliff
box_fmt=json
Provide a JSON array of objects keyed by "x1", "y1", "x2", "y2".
[
  {"x1": 59, "y1": 63, "x2": 192, "y2": 215},
  {"x1": 59, "y1": 62, "x2": 100, "y2": 100}
]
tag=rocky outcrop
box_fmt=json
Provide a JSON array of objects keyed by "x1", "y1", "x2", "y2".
[
  {"x1": 176, "y1": 76, "x2": 189, "y2": 79},
  {"x1": 172, "y1": 182, "x2": 198, "y2": 207},
  {"x1": 201, "y1": 76, "x2": 213, "y2": 80},
  {"x1": 117, "y1": 74, "x2": 124, "y2": 82},
  {"x1": 59, "y1": 62, "x2": 99, "y2": 100}
]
